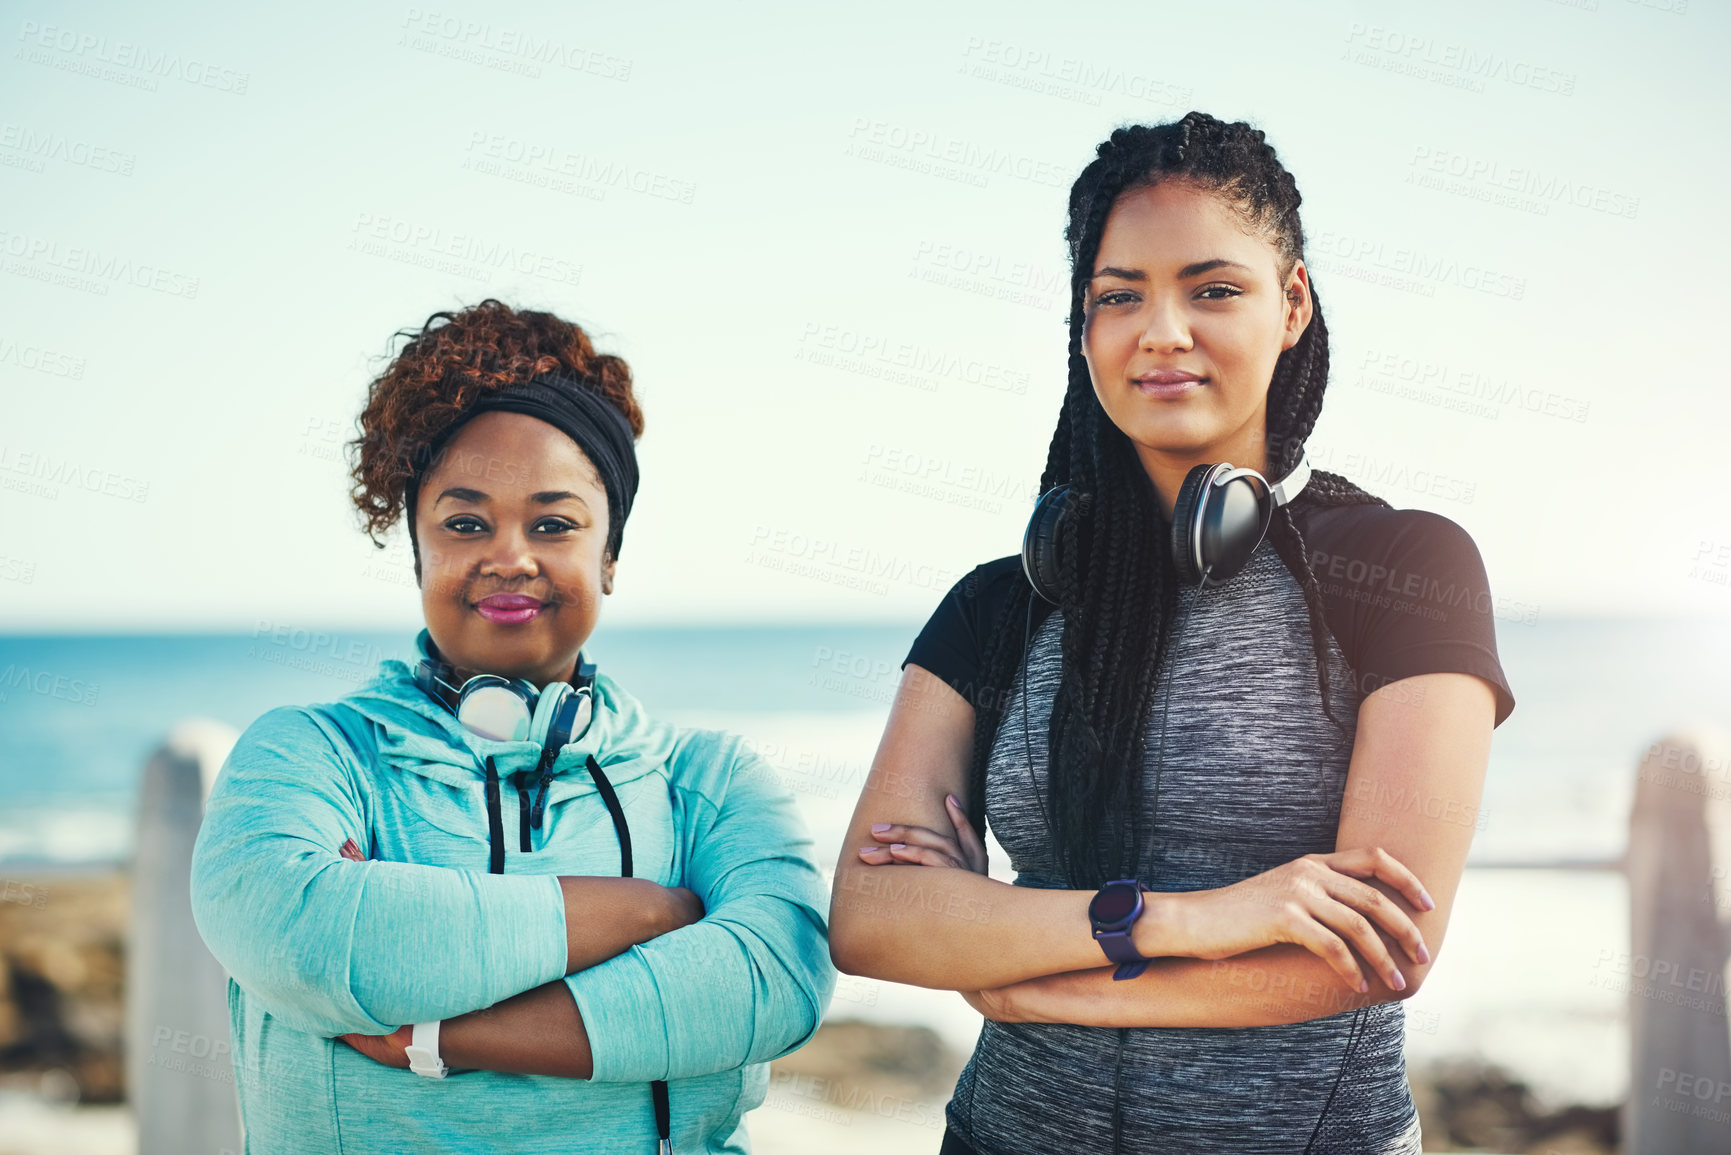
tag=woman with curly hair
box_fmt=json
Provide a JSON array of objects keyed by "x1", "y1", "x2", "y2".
[
  {"x1": 191, "y1": 299, "x2": 836, "y2": 1154},
  {"x1": 830, "y1": 113, "x2": 1516, "y2": 1153}
]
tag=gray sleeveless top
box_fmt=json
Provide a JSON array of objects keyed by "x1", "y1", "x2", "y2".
[{"x1": 948, "y1": 536, "x2": 1424, "y2": 1155}]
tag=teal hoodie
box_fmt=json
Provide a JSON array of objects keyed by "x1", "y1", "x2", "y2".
[{"x1": 189, "y1": 630, "x2": 836, "y2": 1154}]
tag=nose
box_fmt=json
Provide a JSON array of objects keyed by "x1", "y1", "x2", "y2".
[
  {"x1": 478, "y1": 521, "x2": 540, "y2": 582},
  {"x1": 1138, "y1": 293, "x2": 1193, "y2": 354}
]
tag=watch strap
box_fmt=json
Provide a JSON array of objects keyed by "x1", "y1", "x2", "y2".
[
  {"x1": 406, "y1": 1020, "x2": 448, "y2": 1078},
  {"x1": 1112, "y1": 959, "x2": 1150, "y2": 982},
  {"x1": 1093, "y1": 926, "x2": 1145, "y2": 964}
]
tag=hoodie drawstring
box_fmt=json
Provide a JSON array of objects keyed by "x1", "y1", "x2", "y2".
[
  {"x1": 483, "y1": 756, "x2": 505, "y2": 875},
  {"x1": 489, "y1": 753, "x2": 565, "y2": 860},
  {"x1": 516, "y1": 775, "x2": 534, "y2": 852},
  {"x1": 585, "y1": 755, "x2": 633, "y2": 877}
]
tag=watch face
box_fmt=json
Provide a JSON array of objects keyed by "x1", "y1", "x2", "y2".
[{"x1": 1090, "y1": 882, "x2": 1140, "y2": 925}]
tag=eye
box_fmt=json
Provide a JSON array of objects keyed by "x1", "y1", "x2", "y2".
[
  {"x1": 1198, "y1": 285, "x2": 1243, "y2": 301},
  {"x1": 1094, "y1": 290, "x2": 1138, "y2": 307},
  {"x1": 444, "y1": 515, "x2": 486, "y2": 534},
  {"x1": 534, "y1": 517, "x2": 578, "y2": 534}
]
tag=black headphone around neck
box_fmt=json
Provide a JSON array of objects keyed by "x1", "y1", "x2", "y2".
[{"x1": 1021, "y1": 452, "x2": 1312, "y2": 602}]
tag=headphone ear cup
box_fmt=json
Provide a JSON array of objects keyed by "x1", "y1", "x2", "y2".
[
  {"x1": 528, "y1": 681, "x2": 571, "y2": 749},
  {"x1": 548, "y1": 687, "x2": 593, "y2": 753},
  {"x1": 1169, "y1": 465, "x2": 1217, "y2": 585},
  {"x1": 454, "y1": 676, "x2": 536, "y2": 742},
  {"x1": 1022, "y1": 486, "x2": 1076, "y2": 605}
]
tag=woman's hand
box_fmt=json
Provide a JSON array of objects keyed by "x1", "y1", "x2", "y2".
[
  {"x1": 335, "y1": 1024, "x2": 413, "y2": 1068},
  {"x1": 855, "y1": 795, "x2": 988, "y2": 873},
  {"x1": 1164, "y1": 847, "x2": 1434, "y2": 994}
]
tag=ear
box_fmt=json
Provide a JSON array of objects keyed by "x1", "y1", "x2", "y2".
[
  {"x1": 1281, "y1": 261, "x2": 1313, "y2": 351},
  {"x1": 600, "y1": 552, "x2": 616, "y2": 596}
]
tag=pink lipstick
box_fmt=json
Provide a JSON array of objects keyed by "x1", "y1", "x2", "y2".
[{"x1": 474, "y1": 593, "x2": 544, "y2": 625}]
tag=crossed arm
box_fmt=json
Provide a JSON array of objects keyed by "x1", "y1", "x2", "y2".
[
  {"x1": 190, "y1": 708, "x2": 833, "y2": 1080},
  {"x1": 827, "y1": 663, "x2": 1495, "y2": 1027},
  {"x1": 328, "y1": 844, "x2": 698, "y2": 1078}
]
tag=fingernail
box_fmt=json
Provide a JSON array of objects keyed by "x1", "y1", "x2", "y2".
[
  {"x1": 1417, "y1": 944, "x2": 1430, "y2": 965},
  {"x1": 871, "y1": 824, "x2": 892, "y2": 834},
  {"x1": 1420, "y1": 890, "x2": 1435, "y2": 911},
  {"x1": 1358, "y1": 978, "x2": 1369, "y2": 993},
  {"x1": 890, "y1": 843, "x2": 907, "y2": 852},
  {"x1": 946, "y1": 794, "x2": 961, "y2": 808},
  {"x1": 1390, "y1": 971, "x2": 1406, "y2": 991},
  {"x1": 859, "y1": 847, "x2": 880, "y2": 856}
]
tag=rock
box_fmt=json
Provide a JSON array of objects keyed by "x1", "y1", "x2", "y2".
[
  {"x1": 0, "y1": 868, "x2": 129, "y2": 1103},
  {"x1": 1410, "y1": 1059, "x2": 1618, "y2": 1154}
]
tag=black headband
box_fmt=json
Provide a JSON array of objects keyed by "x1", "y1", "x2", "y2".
[{"x1": 404, "y1": 371, "x2": 639, "y2": 562}]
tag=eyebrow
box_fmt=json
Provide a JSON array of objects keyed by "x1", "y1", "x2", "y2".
[
  {"x1": 435, "y1": 487, "x2": 591, "y2": 509},
  {"x1": 1091, "y1": 258, "x2": 1256, "y2": 282}
]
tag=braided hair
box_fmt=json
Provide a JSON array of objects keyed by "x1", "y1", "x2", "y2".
[{"x1": 964, "y1": 112, "x2": 1390, "y2": 889}]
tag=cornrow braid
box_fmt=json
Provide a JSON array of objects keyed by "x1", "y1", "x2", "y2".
[{"x1": 963, "y1": 112, "x2": 1389, "y2": 889}]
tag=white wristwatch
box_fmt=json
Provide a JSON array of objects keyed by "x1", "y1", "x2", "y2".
[{"x1": 405, "y1": 1020, "x2": 448, "y2": 1078}]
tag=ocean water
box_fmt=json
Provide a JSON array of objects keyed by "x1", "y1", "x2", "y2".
[
  {"x1": 1, "y1": 616, "x2": 1727, "y2": 1106},
  {"x1": 2, "y1": 616, "x2": 1724, "y2": 866},
  {"x1": 0, "y1": 624, "x2": 915, "y2": 864}
]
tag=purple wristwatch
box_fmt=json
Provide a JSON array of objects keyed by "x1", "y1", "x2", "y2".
[{"x1": 1089, "y1": 878, "x2": 1152, "y2": 981}]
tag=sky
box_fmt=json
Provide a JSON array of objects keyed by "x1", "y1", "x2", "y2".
[{"x1": 2, "y1": 0, "x2": 1728, "y2": 631}]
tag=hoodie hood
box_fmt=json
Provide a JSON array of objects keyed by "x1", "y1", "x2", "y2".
[{"x1": 337, "y1": 629, "x2": 678, "y2": 804}]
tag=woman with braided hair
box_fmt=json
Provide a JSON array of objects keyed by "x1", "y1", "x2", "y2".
[{"x1": 830, "y1": 113, "x2": 1515, "y2": 1153}]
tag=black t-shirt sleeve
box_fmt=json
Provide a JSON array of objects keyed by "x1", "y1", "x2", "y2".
[
  {"x1": 1295, "y1": 504, "x2": 1517, "y2": 728},
  {"x1": 903, "y1": 555, "x2": 1028, "y2": 710}
]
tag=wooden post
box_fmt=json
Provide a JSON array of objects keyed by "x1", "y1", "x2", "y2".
[
  {"x1": 1625, "y1": 726, "x2": 1731, "y2": 1154},
  {"x1": 126, "y1": 718, "x2": 241, "y2": 1155}
]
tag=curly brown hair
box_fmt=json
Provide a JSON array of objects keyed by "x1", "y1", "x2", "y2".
[{"x1": 346, "y1": 299, "x2": 643, "y2": 554}]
